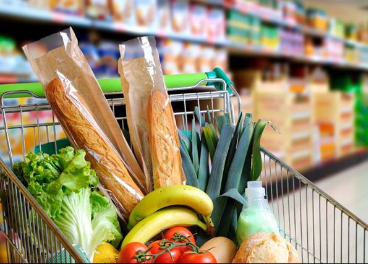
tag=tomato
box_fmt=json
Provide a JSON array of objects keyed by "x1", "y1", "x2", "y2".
[
  {"x1": 179, "y1": 251, "x2": 217, "y2": 263},
  {"x1": 163, "y1": 227, "x2": 196, "y2": 252},
  {"x1": 118, "y1": 242, "x2": 152, "y2": 263},
  {"x1": 148, "y1": 240, "x2": 182, "y2": 263}
]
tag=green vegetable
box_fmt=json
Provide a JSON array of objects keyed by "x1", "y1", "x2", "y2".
[
  {"x1": 12, "y1": 147, "x2": 122, "y2": 261},
  {"x1": 198, "y1": 133, "x2": 209, "y2": 191},
  {"x1": 206, "y1": 124, "x2": 234, "y2": 201},
  {"x1": 203, "y1": 124, "x2": 218, "y2": 160},
  {"x1": 216, "y1": 113, "x2": 230, "y2": 134},
  {"x1": 251, "y1": 120, "x2": 269, "y2": 181},
  {"x1": 180, "y1": 144, "x2": 199, "y2": 188},
  {"x1": 192, "y1": 118, "x2": 199, "y2": 175}
]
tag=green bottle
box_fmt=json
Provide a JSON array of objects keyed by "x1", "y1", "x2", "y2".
[{"x1": 236, "y1": 181, "x2": 279, "y2": 246}]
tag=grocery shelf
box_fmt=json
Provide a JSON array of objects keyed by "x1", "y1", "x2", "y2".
[
  {"x1": 227, "y1": 44, "x2": 368, "y2": 71},
  {"x1": 0, "y1": 4, "x2": 91, "y2": 27},
  {"x1": 198, "y1": 1, "x2": 368, "y2": 50},
  {"x1": 1, "y1": 4, "x2": 368, "y2": 71}
]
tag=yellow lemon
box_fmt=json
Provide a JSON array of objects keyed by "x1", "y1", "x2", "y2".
[{"x1": 93, "y1": 243, "x2": 119, "y2": 263}]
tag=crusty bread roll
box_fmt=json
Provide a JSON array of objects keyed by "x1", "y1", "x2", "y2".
[
  {"x1": 232, "y1": 233, "x2": 300, "y2": 263},
  {"x1": 147, "y1": 90, "x2": 183, "y2": 189},
  {"x1": 46, "y1": 78, "x2": 144, "y2": 215}
]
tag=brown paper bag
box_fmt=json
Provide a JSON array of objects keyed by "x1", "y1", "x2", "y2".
[{"x1": 23, "y1": 28, "x2": 147, "y2": 219}]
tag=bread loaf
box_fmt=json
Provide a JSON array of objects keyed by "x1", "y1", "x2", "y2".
[
  {"x1": 46, "y1": 78, "x2": 144, "y2": 215},
  {"x1": 147, "y1": 90, "x2": 183, "y2": 189},
  {"x1": 232, "y1": 233, "x2": 300, "y2": 263}
]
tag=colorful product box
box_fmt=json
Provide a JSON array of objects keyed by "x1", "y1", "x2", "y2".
[
  {"x1": 171, "y1": 0, "x2": 190, "y2": 35},
  {"x1": 189, "y1": 4, "x2": 207, "y2": 39},
  {"x1": 111, "y1": 0, "x2": 135, "y2": 25},
  {"x1": 206, "y1": 7, "x2": 226, "y2": 43},
  {"x1": 134, "y1": 0, "x2": 157, "y2": 30}
]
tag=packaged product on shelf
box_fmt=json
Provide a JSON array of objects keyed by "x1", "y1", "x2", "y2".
[
  {"x1": 307, "y1": 8, "x2": 329, "y2": 32},
  {"x1": 28, "y1": 0, "x2": 48, "y2": 9},
  {"x1": 171, "y1": 0, "x2": 190, "y2": 35},
  {"x1": 85, "y1": 0, "x2": 112, "y2": 20},
  {"x1": 236, "y1": 181, "x2": 279, "y2": 245},
  {"x1": 98, "y1": 41, "x2": 120, "y2": 78},
  {"x1": 135, "y1": 0, "x2": 157, "y2": 30},
  {"x1": 197, "y1": 45, "x2": 214, "y2": 73},
  {"x1": 212, "y1": 48, "x2": 229, "y2": 73},
  {"x1": 182, "y1": 43, "x2": 201, "y2": 73},
  {"x1": 206, "y1": 7, "x2": 226, "y2": 43},
  {"x1": 23, "y1": 28, "x2": 146, "y2": 220},
  {"x1": 159, "y1": 39, "x2": 184, "y2": 74},
  {"x1": 157, "y1": 0, "x2": 172, "y2": 35},
  {"x1": 48, "y1": 0, "x2": 84, "y2": 15},
  {"x1": 119, "y1": 36, "x2": 185, "y2": 190},
  {"x1": 79, "y1": 42, "x2": 101, "y2": 76},
  {"x1": 111, "y1": 0, "x2": 135, "y2": 25},
  {"x1": 189, "y1": 3, "x2": 208, "y2": 39}
]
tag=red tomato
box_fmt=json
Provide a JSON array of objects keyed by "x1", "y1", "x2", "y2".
[
  {"x1": 163, "y1": 227, "x2": 196, "y2": 252},
  {"x1": 118, "y1": 242, "x2": 152, "y2": 263},
  {"x1": 148, "y1": 240, "x2": 182, "y2": 263},
  {"x1": 179, "y1": 251, "x2": 217, "y2": 263}
]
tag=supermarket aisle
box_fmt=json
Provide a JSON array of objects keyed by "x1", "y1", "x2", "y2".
[{"x1": 315, "y1": 160, "x2": 368, "y2": 224}]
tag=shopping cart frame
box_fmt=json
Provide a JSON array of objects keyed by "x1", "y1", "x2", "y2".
[{"x1": 0, "y1": 78, "x2": 367, "y2": 263}]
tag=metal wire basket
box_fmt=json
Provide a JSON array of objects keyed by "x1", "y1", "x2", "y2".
[{"x1": 0, "y1": 78, "x2": 367, "y2": 263}]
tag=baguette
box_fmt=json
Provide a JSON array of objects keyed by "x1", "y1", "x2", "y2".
[
  {"x1": 147, "y1": 90, "x2": 183, "y2": 189},
  {"x1": 46, "y1": 78, "x2": 144, "y2": 215}
]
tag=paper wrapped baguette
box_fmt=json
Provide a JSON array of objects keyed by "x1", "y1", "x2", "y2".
[
  {"x1": 46, "y1": 78, "x2": 144, "y2": 215},
  {"x1": 147, "y1": 90, "x2": 183, "y2": 189},
  {"x1": 232, "y1": 233, "x2": 300, "y2": 263}
]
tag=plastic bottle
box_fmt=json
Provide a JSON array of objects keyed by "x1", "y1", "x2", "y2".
[{"x1": 236, "y1": 181, "x2": 279, "y2": 245}]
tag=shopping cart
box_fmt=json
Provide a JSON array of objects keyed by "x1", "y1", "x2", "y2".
[{"x1": 0, "y1": 72, "x2": 367, "y2": 263}]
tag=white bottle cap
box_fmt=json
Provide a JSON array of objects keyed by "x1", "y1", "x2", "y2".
[{"x1": 245, "y1": 181, "x2": 265, "y2": 197}]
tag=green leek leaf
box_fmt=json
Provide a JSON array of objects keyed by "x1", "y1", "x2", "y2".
[
  {"x1": 251, "y1": 120, "x2": 269, "y2": 181},
  {"x1": 206, "y1": 124, "x2": 234, "y2": 201},
  {"x1": 180, "y1": 144, "x2": 199, "y2": 188},
  {"x1": 192, "y1": 119, "x2": 199, "y2": 175}
]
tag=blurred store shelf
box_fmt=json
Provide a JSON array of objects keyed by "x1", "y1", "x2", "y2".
[{"x1": 1, "y1": 3, "x2": 368, "y2": 72}]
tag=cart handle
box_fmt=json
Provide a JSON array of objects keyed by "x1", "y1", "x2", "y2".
[{"x1": 0, "y1": 68, "x2": 233, "y2": 98}]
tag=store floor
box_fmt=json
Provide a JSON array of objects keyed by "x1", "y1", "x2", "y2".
[{"x1": 315, "y1": 160, "x2": 368, "y2": 224}]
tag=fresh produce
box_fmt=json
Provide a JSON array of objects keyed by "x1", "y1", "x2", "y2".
[
  {"x1": 179, "y1": 251, "x2": 217, "y2": 263},
  {"x1": 118, "y1": 242, "x2": 152, "y2": 263},
  {"x1": 121, "y1": 229, "x2": 216, "y2": 263},
  {"x1": 180, "y1": 109, "x2": 273, "y2": 243},
  {"x1": 232, "y1": 233, "x2": 300, "y2": 263},
  {"x1": 122, "y1": 207, "x2": 208, "y2": 247},
  {"x1": 93, "y1": 243, "x2": 119, "y2": 263},
  {"x1": 12, "y1": 147, "x2": 122, "y2": 261},
  {"x1": 148, "y1": 240, "x2": 182, "y2": 263},
  {"x1": 199, "y1": 237, "x2": 237, "y2": 263},
  {"x1": 128, "y1": 185, "x2": 214, "y2": 230},
  {"x1": 163, "y1": 227, "x2": 195, "y2": 253}
]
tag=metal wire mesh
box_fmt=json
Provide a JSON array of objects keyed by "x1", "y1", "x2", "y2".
[
  {"x1": 0, "y1": 85, "x2": 367, "y2": 263},
  {"x1": 260, "y1": 150, "x2": 368, "y2": 263}
]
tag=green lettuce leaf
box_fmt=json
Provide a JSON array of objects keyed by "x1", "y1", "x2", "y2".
[{"x1": 11, "y1": 147, "x2": 122, "y2": 261}]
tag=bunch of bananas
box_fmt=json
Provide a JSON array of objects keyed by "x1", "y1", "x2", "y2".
[{"x1": 122, "y1": 185, "x2": 215, "y2": 247}]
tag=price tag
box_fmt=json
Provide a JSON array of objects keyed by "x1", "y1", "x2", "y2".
[
  {"x1": 113, "y1": 23, "x2": 127, "y2": 32},
  {"x1": 51, "y1": 12, "x2": 66, "y2": 23}
]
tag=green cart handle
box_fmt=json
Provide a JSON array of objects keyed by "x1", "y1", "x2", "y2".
[{"x1": 0, "y1": 68, "x2": 233, "y2": 98}]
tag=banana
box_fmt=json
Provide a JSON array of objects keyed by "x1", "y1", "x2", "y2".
[
  {"x1": 122, "y1": 207, "x2": 208, "y2": 248},
  {"x1": 128, "y1": 185, "x2": 214, "y2": 230}
]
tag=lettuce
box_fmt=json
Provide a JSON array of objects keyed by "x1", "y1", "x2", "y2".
[{"x1": 12, "y1": 147, "x2": 122, "y2": 261}]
